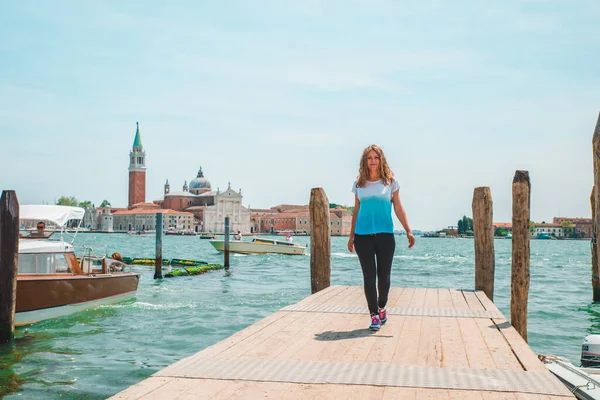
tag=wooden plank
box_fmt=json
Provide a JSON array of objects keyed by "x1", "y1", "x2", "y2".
[
  {"x1": 450, "y1": 289, "x2": 469, "y2": 310},
  {"x1": 391, "y1": 287, "x2": 427, "y2": 365},
  {"x1": 415, "y1": 388, "x2": 450, "y2": 399},
  {"x1": 474, "y1": 290, "x2": 496, "y2": 311},
  {"x1": 458, "y1": 316, "x2": 495, "y2": 369},
  {"x1": 296, "y1": 285, "x2": 348, "y2": 307},
  {"x1": 140, "y1": 378, "x2": 220, "y2": 400},
  {"x1": 439, "y1": 315, "x2": 469, "y2": 368},
  {"x1": 448, "y1": 390, "x2": 484, "y2": 400},
  {"x1": 339, "y1": 314, "x2": 380, "y2": 363},
  {"x1": 395, "y1": 287, "x2": 416, "y2": 308},
  {"x1": 438, "y1": 288, "x2": 454, "y2": 310},
  {"x1": 492, "y1": 318, "x2": 547, "y2": 372},
  {"x1": 474, "y1": 317, "x2": 522, "y2": 370},
  {"x1": 383, "y1": 287, "x2": 404, "y2": 310},
  {"x1": 463, "y1": 290, "x2": 486, "y2": 311},
  {"x1": 484, "y1": 393, "x2": 518, "y2": 400},
  {"x1": 173, "y1": 379, "x2": 234, "y2": 399},
  {"x1": 382, "y1": 387, "x2": 417, "y2": 400},
  {"x1": 242, "y1": 311, "x2": 323, "y2": 360},
  {"x1": 409, "y1": 288, "x2": 428, "y2": 308},
  {"x1": 205, "y1": 311, "x2": 307, "y2": 361},
  {"x1": 109, "y1": 377, "x2": 172, "y2": 399},
  {"x1": 424, "y1": 288, "x2": 440, "y2": 309},
  {"x1": 319, "y1": 312, "x2": 366, "y2": 362}
]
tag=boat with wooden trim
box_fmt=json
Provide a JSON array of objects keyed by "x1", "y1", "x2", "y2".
[
  {"x1": 16, "y1": 205, "x2": 140, "y2": 326},
  {"x1": 209, "y1": 237, "x2": 307, "y2": 255}
]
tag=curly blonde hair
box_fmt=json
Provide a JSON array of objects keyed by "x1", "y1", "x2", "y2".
[{"x1": 356, "y1": 144, "x2": 394, "y2": 188}]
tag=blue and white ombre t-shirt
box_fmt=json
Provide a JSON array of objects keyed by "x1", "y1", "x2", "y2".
[{"x1": 352, "y1": 178, "x2": 400, "y2": 235}]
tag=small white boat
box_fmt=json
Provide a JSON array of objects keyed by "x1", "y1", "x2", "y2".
[
  {"x1": 506, "y1": 233, "x2": 513, "y2": 239},
  {"x1": 209, "y1": 238, "x2": 307, "y2": 255},
  {"x1": 540, "y1": 335, "x2": 600, "y2": 399}
]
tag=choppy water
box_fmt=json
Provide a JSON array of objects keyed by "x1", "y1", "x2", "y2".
[{"x1": 0, "y1": 234, "x2": 598, "y2": 399}]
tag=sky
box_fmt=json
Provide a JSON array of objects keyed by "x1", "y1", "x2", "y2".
[{"x1": 1, "y1": 1, "x2": 599, "y2": 231}]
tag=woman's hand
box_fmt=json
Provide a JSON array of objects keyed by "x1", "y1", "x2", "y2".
[
  {"x1": 407, "y1": 232, "x2": 416, "y2": 248},
  {"x1": 347, "y1": 236, "x2": 355, "y2": 253}
]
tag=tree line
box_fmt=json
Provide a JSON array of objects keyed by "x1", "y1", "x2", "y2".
[
  {"x1": 56, "y1": 196, "x2": 111, "y2": 208},
  {"x1": 457, "y1": 215, "x2": 473, "y2": 235}
]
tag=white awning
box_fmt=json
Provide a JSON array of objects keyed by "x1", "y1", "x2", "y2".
[{"x1": 20, "y1": 205, "x2": 85, "y2": 227}]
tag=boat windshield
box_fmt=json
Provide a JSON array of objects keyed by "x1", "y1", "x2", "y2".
[
  {"x1": 18, "y1": 253, "x2": 72, "y2": 274},
  {"x1": 19, "y1": 229, "x2": 57, "y2": 239}
]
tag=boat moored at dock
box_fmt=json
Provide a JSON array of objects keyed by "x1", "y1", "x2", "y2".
[
  {"x1": 16, "y1": 205, "x2": 140, "y2": 326},
  {"x1": 540, "y1": 334, "x2": 600, "y2": 399}
]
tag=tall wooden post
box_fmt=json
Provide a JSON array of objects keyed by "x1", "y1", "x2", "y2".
[
  {"x1": 154, "y1": 212, "x2": 163, "y2": 279},
  {"x1": 472, "y1": 187, "x2": 495, "y2": 301},
  {"x1": 592, "y1": 187, "x2": 600, "y2": 301},
  {"x1": 511, "y1": 170, "x2": 531, "y2": 342},
  {"x1": 0, "y1": 190, "x2": 19, "y2": 344},
  {"x1": 309, "y1": 188, "x2": 330, "y2": 294},
  {"x1": 593, "y1": 112, "x2": 600, "y2": 300},
  {"x1": 224, "y1": 216, "x2": 230, "y2": 270}
]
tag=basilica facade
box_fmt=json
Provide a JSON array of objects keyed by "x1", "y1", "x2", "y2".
[{"x1": 154, "y1": 168, "x2": 251, "y2": 233}]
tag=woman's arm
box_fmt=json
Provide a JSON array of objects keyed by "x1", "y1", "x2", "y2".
[
  {"x1": 392, "y1": 190, "x2": 415, "y2": 248},
  {"x1": 347, "y1": 196, "x2": 360, "y2": 252}
]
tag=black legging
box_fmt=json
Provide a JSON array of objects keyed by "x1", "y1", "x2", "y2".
[{"x1": 354, "y1": 233, "x2": 396, "y2": 315}]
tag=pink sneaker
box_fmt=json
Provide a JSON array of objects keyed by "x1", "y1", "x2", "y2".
[
  {"x1": 379, "y1": 308, "x2": 387, "y2": 325},
  {"x1": 370, "y1": 314, "x2": 381, "y2": 331}
]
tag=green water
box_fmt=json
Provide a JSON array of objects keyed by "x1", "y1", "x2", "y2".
[{"x1": 0, "y1": 234, "x2": 598, "y2": 399}]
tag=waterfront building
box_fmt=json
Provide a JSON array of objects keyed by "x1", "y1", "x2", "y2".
[
  {"x1": 111, "y1": 208, "x2": 194, "y2": 232},
  {"x1": 493, "y1": 222, "x2": 512, "y2": 232},
  {"x1": 203, "y1": 183, "x2": 251, "y2": 233},
  {"x1": 249, "y1": 205, "x2": 352, "y2": 236},
  {"x1": 128, "y1": 122, "x2": 146, "y2": 208},
  {"x1": 553, "y1": 217, "x2": 592, "y2": 239},
  {"x1": 154, "y1": 167, "x2": 250, "y2": 233},
  {"x1": 535, "y1": 223, "x2": 564, "y2": 238},
  {"x1": 99, "y1": 206, "x2": 114, "y2": 232}
]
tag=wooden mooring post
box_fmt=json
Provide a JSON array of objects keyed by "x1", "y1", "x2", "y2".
[
  {"x1": 154, "y1": 212, "x2": 163, "y2": 279},
  {"x1": 309, "y1": 188, "x2": 330, "y2": 294},
  {"x1": 593, "y1": 112, "x2": 600, "y2": 301},
  {"x1": 472, "y1": 187, "x2": 495, "y2": 301},
  {"x1": 0, "y1": 190, "x2": 19, "y2": 344},
  {"x1": 224, "y1": 216, "x2": 230, "y2": 270},
  {"x1": 592, "y1": 187, "x2": 600, "y2": 301},
  {"x1": 511, "y1": 170, "x2": 531, "y2": 342}
]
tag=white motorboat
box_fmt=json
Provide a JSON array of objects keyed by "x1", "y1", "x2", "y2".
[
  {"x1": 209, "y1": 237, "x2": 307, "y2": 255},
  {"x1": 16, "y1": 205, "x2": 140, "y2": 326},
  {"x1": 540, "y1": 335, "x2": 600, "y2": 399}
]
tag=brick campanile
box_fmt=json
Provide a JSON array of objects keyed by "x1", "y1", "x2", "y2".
[{"x1": 128, "y1": 122, "x2": 146, "y2": 208}]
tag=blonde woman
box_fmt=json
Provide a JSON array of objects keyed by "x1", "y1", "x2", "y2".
[{"x1": 348, "y1": 144, "x2": 415, "y2": 331}]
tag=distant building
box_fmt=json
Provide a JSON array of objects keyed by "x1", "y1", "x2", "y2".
[
  {"x1": 99, "y1": 206, "x2": 114, "y2": 232},
  {"x1": 203, "y1": 184, "x2": 251, "y2": 234},
  {"x1": 493, "y1": 222, "x2": 512, "y2": 232},
  {"x1": 553, "y1": 217, "x2": 592, "y2": 239},
  {"x1": 128, "y1": 122, "x2": 146, "y2": 208},
  {"x1": 112, "y1": 208, "x2": 194, "y2": 232},
  {"x1": 249, "y1": 204, "x2": 352, "y2": 236},
  {"x1": 535, "y1": 223, "x2": 564, "y2": 237}
]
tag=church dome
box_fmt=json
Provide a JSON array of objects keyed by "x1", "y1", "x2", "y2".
[{"x1": 189, "y1": 166, "x2": 211, "y2": 190}]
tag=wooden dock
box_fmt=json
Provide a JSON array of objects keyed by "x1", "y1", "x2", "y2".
[{"x1": 110, "y1": 286, "x2": 573, "y2": 399}]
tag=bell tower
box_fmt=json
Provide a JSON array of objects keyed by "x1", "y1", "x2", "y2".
[{"x1": 128, "y1": 122, "x2": 146, "y2": 208}]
